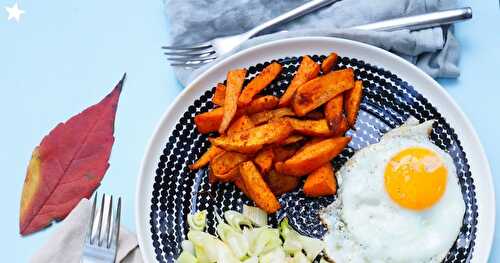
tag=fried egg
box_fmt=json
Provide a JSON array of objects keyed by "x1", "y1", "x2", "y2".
[{"x1": 320, "y1": 118, "x2": 465, "y2": 263}]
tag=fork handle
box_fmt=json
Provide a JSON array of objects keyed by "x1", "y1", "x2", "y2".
[
  {"x1": 350, "y1": 7, "x2": 472, "y2": 31},
  {"x1": 246, "y1": 0, "x2": 338, "y2": 37}
]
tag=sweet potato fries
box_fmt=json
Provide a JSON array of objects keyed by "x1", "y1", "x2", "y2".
[{"x1": 189, "y1": 52, "x2": 364, "y2": 213}]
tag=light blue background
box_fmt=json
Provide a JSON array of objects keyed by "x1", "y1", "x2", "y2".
[{"x1": 0, "y1": 0, "x2": 498, "y2": 262}]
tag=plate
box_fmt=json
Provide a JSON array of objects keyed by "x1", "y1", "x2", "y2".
[{"x1": 135, "y1": 37, "x2": 495, "y2": 263}]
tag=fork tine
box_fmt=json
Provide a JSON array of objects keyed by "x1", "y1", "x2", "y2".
[
  {"x1": 86, "y1": 192, "x2": 98, "y2": 243},
  {"x1": 109, "y1": 197, "x2": 121, "y2": 249},
  {"x1": 164, "y1": 49, "x2": 216, "y2": 57},
  {"x1": 167, "y1": 56, "x2": 218, "y2": 63},
  {"x1": 96, "y1": 194, "x2": 105, "y2": 245},
  {"x1": 101, "y1": 195, "x2": 113, "y2": 247},
  {"x1": 161, "y1": 42, "x2": 212, "y2": 51}
]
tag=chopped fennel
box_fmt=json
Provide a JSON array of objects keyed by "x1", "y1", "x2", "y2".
[
  {"x1": 188, "y1": 230, "x2": 239, "y2": 263},
  {"x1": 176, "y1": 251, "x2": 197, "y2": 263},
  {"x1": 187, "y1": 210, "x2": 207, "y2": 231},
  {"x1": 181, "y1": 240, "x2": 195, "y2": 255},
  {"x1": 176, "y1": 206, "x2": 327, "y2": 263},
  {"x1": 242, "y1": 205, "x2": 268, "y2": 227},
  {"x1": 248, "y1": 227, "x2": 282, "y2": 256},
  {"x1": 224, "y1": 210, "x2": 252, "y2": 231},
  {"x1": 258, "y1": 248, "x2": 286, "y2": 263},
  {"x1": 290, "y1": 251, "x2": 309, "y2": 263},
  {"x1": 242, "y1": 256, "x2": 258, "y2": 263},
  {"x1": 280, "y1": 218, "x2": 325, "y2": 261},
  {"x1": 300, "y1": 234, "x2": 325, "y2": 261},
  {"x1": 217, "y1": 222, "x2": 249, "y2": 259}
]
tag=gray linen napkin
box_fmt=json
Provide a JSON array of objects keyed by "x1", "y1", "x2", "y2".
[
  {"x1": 165, "y1": 0, "x2": 460, "y2": 85},
  {"x1": 31, "y1": 199, "x2": 143, "y2": 263}
]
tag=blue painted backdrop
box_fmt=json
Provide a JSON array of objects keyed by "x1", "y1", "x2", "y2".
[{"x1": 0, "y1": 0, "x2": 498, "y2": 261}]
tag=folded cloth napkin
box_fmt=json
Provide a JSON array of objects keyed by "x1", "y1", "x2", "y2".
[
  {"x1": 31, "y1": 199, "x2": 143, "y2": 263},
  {"x1": 165, "y1": 0, "x2": 460, "y2": 85}
]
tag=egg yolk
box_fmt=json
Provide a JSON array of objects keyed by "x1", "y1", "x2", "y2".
[{"x1": 384, "y1": 147, "x2": 447, "y2": 210}]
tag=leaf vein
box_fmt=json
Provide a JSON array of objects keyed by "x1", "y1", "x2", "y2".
[{"x1": 23, "y1": 107, "x2": 109, "y2": 232}]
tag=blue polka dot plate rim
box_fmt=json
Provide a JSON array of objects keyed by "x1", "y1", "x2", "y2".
[{"x1": 135, "y1": 37, "x2": 494, "y2": 263}]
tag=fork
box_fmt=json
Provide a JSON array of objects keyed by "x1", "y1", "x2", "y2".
[
  {"x1": 163, "y1": 5, "x2": 472, "y2": 68},
  {"x1": 81, "y1": 193, "x2": 122, "y2": 263},
  {"x1": 163, "y1": 0, "x2": 338, "y2": 67}
]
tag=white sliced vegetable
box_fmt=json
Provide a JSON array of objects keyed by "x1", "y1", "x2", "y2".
[
  {"x1": 187, "y1": 210, "x2": 207, "y2": 231},
  {"x1": 245, "y1": 227, "x2": 264, "y2": 256},
  {"x1": 224, "y1": 210, "x2": 252, "y2": 231},
  {"x1": 180, "y1": 210, "x2": 326, "y2": 263},
  {"x1": 176, "y1": 251, "x2": 198, "y2": 263},
  {"x1": 243, "y1": 205, "x2": 268, "y2": 227},
  {"x1": 242, "y1": 256, "x2": 259, "y2": 263},
  {"x1": 193, "y1": 244, "x2": 209, "y2": 263},
  {"x1": 262, "y1": 235, "x2": 283, "y2": 255},
  {"x1": 279, "y1": 218, "x2": 293, "y2": 239},
  {"x1": 215, "y1": 211, "x2": 224, "y2": 224},
  {"x1": 181, "y1": 240, "x2": 195, "y2": 255},
  {"x1": 280, "y1": 220, "x2": 303, "y2": 256},
  {"x1": 283, "y1": 236, "x2": 302, "y2": 256},
  {"x1": 280, "y1": 218, "x2": 325, "y2": 261},
  {"x1": 259, "y1": 248, "x2": 287, "y2": 263},
  {"x1": 291, "y1": 251, "x2": 309, "y2": 263},
  {"x1": 217, "y1": 222, "x2": 249, "y2": 259},
  {"x1": 216, "y1": 222, "x2": 236, "y2": 242},
  {"x1": 300, "y1": 235, "x2": 325, "y2": 261},
  {"x1": 188, "y1": 230, "x2": 239, "y2": 263},
  {"x1": 248, "y1": 227, "x2": 282, "y2": 256},
  {"x1": 242, "y1": 227, "x2": 259, "y2": 245}
]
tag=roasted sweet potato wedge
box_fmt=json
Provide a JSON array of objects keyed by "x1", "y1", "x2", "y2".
[
  {"x1": 280, "y1": 135, "x2": 305, "y2": 145},
  {"x1": 249, "y1": 107, "x2": 295, "y2": 125},
  {"x1": 292, "y1": 68, "x2": 354, "y2": 116},
  {"x1": 273, "y1": 144, "x2": 301, "y2": 162},
  {"x1": 210, "y1": 151, "x2": 249, "y2": 181},
  {"x1": 344, "y1": 80, "x2": 363, "y2": 127},
  {"x1": 210, "y1": 119, "x2": 293, "y2": 153},
  {"x1": 266, "y1": 169, "x2": 300, "y2": 196},
  {"x1": 254, "y1": 148, "x2": 275, "y2": 174},
  {"x1": 227, "y1": 115, "x2": 255, "y2": 136},
  {"x1": 321, "y1": 52, "x2": 338, "y2": 73},
  {"x1": 333, "y1": 115, "x2": 350, "y2": 136},
  {"x1": 324, "y1": 95, "x2": 343, "y2": 129},
  {"x1": 212, "y1": 83, "x2": 226, "y2": 106},
  {"x1": 244, "y1": 95, "x2": 279, "y2": 115},
  {"x1": 233, "y1": 175, "x2": 249, "y2": 198},
  {"x1": 219, "y1": 68, "x2": 247, "y2": 133},
  {"x1": 238, "y1": 62, "x2": 282, "y2": 107},
  {"x1": 277, "y1": 137, "x2": 351, "y2": 177},
  {"x1": 189, "y1": 145, "x2": 224, "y2": 170},
  {"x1": 303, "y1": 162, "x2": 337, "y2": 197},
  {"x1": 240, "y1": 161, "x2": 281, "y2": 213},
  {"x1": 216, "y1": 166, "x2": 240, "y2": 182},
  {"x1": 279, "y1": 56, "x2": 320, "y2": 107},
  {"x1": 297, "y1": 138, "x2": 324, "y2": 152},
  {"x1": 194, "y1": 107, "x2": 224, "y2": 134},
  {"x1": 305, "y1": 110, "x2": 324, "y2": 120},
  {"x1": 285, "y1": 118, "x2": 333, "y2": 137},
  {"x1": 208, "y1": 166, "x2": 218, "y2": 184}
]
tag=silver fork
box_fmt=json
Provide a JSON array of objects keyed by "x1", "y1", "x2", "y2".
[
  {"x1": 82, "y1": 193, "x2": 122, "y2": 263},
  {"x1": 163, "y1": 5, "x2": 472, "y2": 68},
  {"x1": 163, "y1": 0, "x2": 338, "y2": 67}
]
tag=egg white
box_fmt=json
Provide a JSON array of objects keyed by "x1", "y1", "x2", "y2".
[{"x1": 320, "y1": 118, "x2": 465, "y2": 263}]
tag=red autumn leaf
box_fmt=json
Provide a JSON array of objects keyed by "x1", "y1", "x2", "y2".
[{"x1": 19, "y1": 74, "x2": 125, "y2": 235}]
